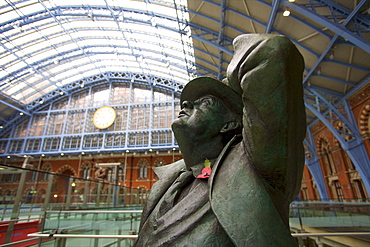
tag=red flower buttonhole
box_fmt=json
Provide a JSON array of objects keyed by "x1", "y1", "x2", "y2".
[{"x1": 197, "y1": 159, "x2": 212, "y2": 179}]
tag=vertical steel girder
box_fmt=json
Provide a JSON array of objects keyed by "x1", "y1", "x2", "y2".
[
  {"x1": 265, "y1": 0, "x2": 281, "y2": 33},
  {"x1": 304, "y1": 128, "x2": 329, "y2": 199},
  {"x1": 305, "y1": 157, "x2": 329, "y2": 200},
  {"x1": 217, "y1": 0, "x2": 227, "y2": 80},
  {"x1": 305, "y1": 85, "x2": 370, "y2": 193}
]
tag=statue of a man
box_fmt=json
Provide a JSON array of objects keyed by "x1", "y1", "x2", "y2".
[{"x1": 134, "y1": 34, "x2": 306, "y2": 246}]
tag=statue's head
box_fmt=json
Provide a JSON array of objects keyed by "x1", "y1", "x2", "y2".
[{"x1": 172, "y1": 77, "x2": 243, "y2": 146}]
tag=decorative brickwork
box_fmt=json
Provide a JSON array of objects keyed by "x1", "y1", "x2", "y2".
[{"x1": 348, "y1": 84, "x2": 370, "y2": 108}]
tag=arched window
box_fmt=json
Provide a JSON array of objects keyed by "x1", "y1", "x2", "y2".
[
  {"x1": 138, "y1": 159, "x2": 148, "y2": 179},
  {"x1": 42, "y1": 163, "x2": 52, "y2": 181},
  {"x1": 333, "y1": 180, "x2": 344, "y2": 201},
  {"x1": 320, "y1": 140, "x2": 336, "y2": 176},
  {"x1": 81, "y1": 162, "x2": 91, "y2": 179},
  {"x1": 353, "y1": 180, "x2": 368, "y2": 200},
  {"x1": 154, "y1": 158, "x2": 166, "y2": 167}
]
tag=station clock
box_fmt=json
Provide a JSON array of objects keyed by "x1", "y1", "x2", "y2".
[{"x1": 92, "y1": 106, "x2": 117, "y2": 129}]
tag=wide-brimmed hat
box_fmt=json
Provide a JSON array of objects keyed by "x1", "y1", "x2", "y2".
[{"x1": 180, "y1": 76, "x2": 243, "y2": 116}]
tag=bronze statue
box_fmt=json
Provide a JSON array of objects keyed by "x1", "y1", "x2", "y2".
[{"x1": 134, "y1": 34, "x2": 306, "y2": 246}]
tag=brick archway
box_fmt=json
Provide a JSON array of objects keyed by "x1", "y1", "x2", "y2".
[{"x1": 359, "y1": 104, "x2": 370, "y2": 135}]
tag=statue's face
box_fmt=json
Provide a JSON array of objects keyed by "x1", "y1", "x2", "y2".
[{"x1": 172, "y1": 95, "x2": 229, "y2": 143}]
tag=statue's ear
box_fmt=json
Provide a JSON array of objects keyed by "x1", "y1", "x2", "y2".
[{"x1": 220, "y1": 121, "x2": 241, "y2": 133}]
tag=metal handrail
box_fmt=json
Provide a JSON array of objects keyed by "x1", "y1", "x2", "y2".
[
  {"x1": 1, "y1": 237, "x2": 39, "y2": 247},
  {"x1": 28, "y1": 232, "x2": 370, "y2": 239},
  {"x1": 291, "y1": 232, "x2": 370, "y2": 237},
  {"x1": 0, "y1": 216, "x2": 42, "y2": 223},
  {"x1": 45, "y1": 210, "x2": 142, "y2": 214},
  {"x1": 28, "y1": 232, "x2": 138, "y2": 239}
]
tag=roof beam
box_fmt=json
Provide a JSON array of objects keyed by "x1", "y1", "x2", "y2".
[
  {"x1": 0, "y1": 99, "x2": 31, "y2": 116},
  {"x1": 191, "y1": 34, "x2": 233, "y2": 56},
  {"x1": 283, "y1": 0, "x2": 370, "y2": 52},
  {"x1": 303, "y1": 0, "x2": 368, "y2": 85}
]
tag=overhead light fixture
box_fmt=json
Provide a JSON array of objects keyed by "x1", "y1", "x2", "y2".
[
  {"x1": 119, "y1": 12, "x2": 125, "y2": 21},
  {"x1": 329, "y1": 50, "x2": 334, "y2": 60},
  {"x1": 13, "y1": 21, "x2": 23, "y2": 32},
  {"x1": 87, "y1": 10, "x2": 93, "y2": 18},
  {"x1": 317, "y1": 66, "x2": 322, "y2": 75},
  {"x1": 283, "y1": 9, "x2": 291, "y2": 17},
  {"x1": 288, "y1": 0, "x2": 295, "y2": 2}
]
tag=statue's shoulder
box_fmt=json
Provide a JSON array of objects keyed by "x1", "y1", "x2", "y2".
[{"x1": 153, "y1": 159, "x2": 185, "y2": 180}]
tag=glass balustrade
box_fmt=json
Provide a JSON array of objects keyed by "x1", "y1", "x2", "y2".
[{"x1": 0, "y1": 164, "x2": 147, "y2": 246}]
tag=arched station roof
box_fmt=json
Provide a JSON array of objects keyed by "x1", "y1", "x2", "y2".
[{"x1": 0, "y1": 0, "x2": 369, "y2": 138}]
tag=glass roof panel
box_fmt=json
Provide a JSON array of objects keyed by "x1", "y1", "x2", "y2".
[{"x1": 0, "y1": 0, "x2": 193, "y2": 105}]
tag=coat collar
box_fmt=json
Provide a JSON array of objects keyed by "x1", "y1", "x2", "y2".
[
  {"x1": 140, "y1": 135, "x2": 241, "y2": 228},
  {"x1": 208, "y1": 134, "x2": 241, "y2": 199}
]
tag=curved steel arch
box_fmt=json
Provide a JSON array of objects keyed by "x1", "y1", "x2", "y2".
[
  {"x1": 26, "y1": 71, "x2": 184, "y2": 111},
  {"x1": 0, "y1": 71, "x2": 183, "y2": 135}
]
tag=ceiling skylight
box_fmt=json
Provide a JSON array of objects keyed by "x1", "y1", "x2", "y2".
[{"x1": 0, "y1": 0, "x2": 195, "y2": 104}]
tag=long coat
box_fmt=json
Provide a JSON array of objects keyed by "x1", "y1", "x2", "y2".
[{"x1": 139, "y1": 34, "x2": 306, "y2": 246}]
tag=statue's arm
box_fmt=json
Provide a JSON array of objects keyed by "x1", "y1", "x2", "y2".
[{"x1": 226, "y1": 34, "x2": 305, "y2": 198}]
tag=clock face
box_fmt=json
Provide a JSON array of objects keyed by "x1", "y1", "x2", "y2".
[{"x1": 92, "y1": 106, "x2": 117, "y2": 129}]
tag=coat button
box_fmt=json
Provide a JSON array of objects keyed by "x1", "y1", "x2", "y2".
[{"x1": 153, "y1": 224, "x2": 158, "y2": 230}]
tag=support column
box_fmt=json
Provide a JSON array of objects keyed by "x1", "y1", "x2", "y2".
[
  {"x1": 306, "y1": 157, "x2": 329, "y2": 200},
  {"x1": 343, "y1": 138, "x2": 370, "y2": 194},
  {"x1": 83, "y1": 180, "x2": 89, "y2": 208},
  {"x1": 5, "y1": 169, "x2": 28, "y2": 243},
  {"x1": 65, "y1": 177, "x2": 74, "y2": 209}
]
